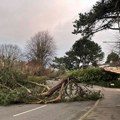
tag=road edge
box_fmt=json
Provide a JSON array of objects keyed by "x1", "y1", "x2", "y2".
[{"x1": 79, "y1": 99, "x2": 100, "y2": 120}]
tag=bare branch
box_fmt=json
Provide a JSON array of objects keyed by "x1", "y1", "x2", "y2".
[
  {"x1": 17, "y1": 83, "x2": 31, "y2": 93},
  {"x1": 27, "y1": 81, "x2": 50, "y2": 90}
]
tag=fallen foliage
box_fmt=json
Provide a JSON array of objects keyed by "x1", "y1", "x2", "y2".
[{"x1": 0, "y1": 67, "x2": 103, "y2": 105}]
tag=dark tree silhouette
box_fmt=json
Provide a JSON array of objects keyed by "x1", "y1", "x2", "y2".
[
  {"x1": 73, "y1": 0, "x2": 120, "y2": 37},
  {"x1": 106, "y1": 51, "x2": 119, "y2": 63},
  {"x1": 52, "y1": 37, "x2": 104, "y2": 69}
]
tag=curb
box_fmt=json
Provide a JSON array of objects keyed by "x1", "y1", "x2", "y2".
[{"x1": 79, "y1": 99, "x2": 100, "y2": 120}]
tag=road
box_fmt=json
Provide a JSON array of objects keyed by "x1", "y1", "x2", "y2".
[
  {"x1": 85, "y1": 87, "x2": 120, "y2": 120},
  {"x1": 0, "y1": 101, "x2": 95, "y2": 120},
  {"x1": 2, "y1": 86, "x2": 119, "y2": 120}
]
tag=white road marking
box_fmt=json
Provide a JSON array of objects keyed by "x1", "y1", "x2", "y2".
[{"x1": 13, "y1": 105, "x2": 47, "y2": 117}]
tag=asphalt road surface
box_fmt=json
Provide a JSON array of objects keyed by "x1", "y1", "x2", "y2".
[
  {"x1": 85, "y1": 87, "x2": 120, "y2": 120},
  {"x1": 0, "y1": 101, "x2": 95, "y2": 120}
]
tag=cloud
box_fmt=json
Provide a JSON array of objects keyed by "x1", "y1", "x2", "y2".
[{"x1": 0, "y1": 0, "x2": 105, "y2": 56}]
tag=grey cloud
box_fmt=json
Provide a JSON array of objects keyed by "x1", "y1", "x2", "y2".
[{"x1": 0, "y1": 0, "x2": 102, "y2": 57}]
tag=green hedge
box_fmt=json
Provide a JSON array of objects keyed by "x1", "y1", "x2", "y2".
[{"x1": 66, "y1": 67, "x2": 120, "y2": 87}]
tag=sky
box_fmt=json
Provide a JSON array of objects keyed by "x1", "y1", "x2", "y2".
[{"x1": 0, "y1": 0, "x2": 119, "y2": 60}]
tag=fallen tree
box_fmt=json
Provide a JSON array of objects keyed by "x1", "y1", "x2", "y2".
[
  {"x1": 37, "y1": 76, "x2": 102, "y2": 103},
  {"x1": 0, "y1": 67, "x2": 103, "y2": 105}
]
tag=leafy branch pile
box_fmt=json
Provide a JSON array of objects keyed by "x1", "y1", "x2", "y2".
[{"x1": 0, "y1": 67, "x2": 103, "y2": 105}]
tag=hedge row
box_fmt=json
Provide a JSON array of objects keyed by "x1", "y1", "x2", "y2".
[{"x1": 66, "y1": 67, "x2": 120, "y2": 87}]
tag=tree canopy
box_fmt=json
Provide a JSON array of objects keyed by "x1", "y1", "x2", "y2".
[
  {"x1": 52, "y1": 37, "x2": 104, "y2": 70},
  {"x1": 73, "y1": 0, "x2": 120, "y2": 38},
  {"x1": 106, "y1": 51, "x2": 119, "y2": 63},
  {"x1": 52, "y1": 51, "x2": 79, "y2": 70},
  {"x1": 73, "y1": 37, "x2": 104, "y2": 67}
]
